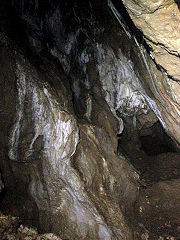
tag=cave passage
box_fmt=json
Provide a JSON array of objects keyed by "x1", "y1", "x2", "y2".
[
  {"x1": 0, "y1": 0, "x2": 180, "y2": 239},
  {"x1": 118, "y1": 119, "x2": 179, "y2": 178},
  {"x1": 139, "y1": 121, "x2": 176, "y2": 156}
]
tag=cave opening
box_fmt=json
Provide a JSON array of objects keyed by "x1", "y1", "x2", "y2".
[
  {"x1": 175, "y1": 0, "x2": 180, "y2": 9},
  {"x1": 139, "y1": 121, "x2": 176, "y2": 156},
  {"x1": 117, "y1": 117, "x2": 179, "y2": 176}
]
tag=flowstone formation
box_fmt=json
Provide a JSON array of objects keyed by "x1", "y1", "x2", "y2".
[
  {"x1": 0, "y1": 0, "x2": 180, "y2": 239},
  {"x1": 0, "y1": 16, "x2": 138, "y2": 240}
]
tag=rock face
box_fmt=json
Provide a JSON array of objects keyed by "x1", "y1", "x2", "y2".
[
  {"x1": 0, "y1": 2, "x2": 142, "y2": 238},
  {"x1": 0, "y1": 0, "x2": 180, "y2": 239},
  {"x1": 122, "y1": 0, "x2": 180, "y2": 145},
  {"x1": 0, "y1": 33, "x2": 135, "y2": 239}
]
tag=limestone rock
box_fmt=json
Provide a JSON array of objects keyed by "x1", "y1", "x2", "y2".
[
  {"x1": 122, "y1": 0, "x2": 180, "y2": 145},
  {"x1": 1, "y1": 1, "x2": 179, "y2": 239},
  {"x1": 0, "y1": 29, "x2": 138, "y2": 239},
  {"x1": 137, "y1": 110, "x2": 158, "y2": 130},
  {"x1": 122, "y1": 0, "x2": 180, "y2": 55}
]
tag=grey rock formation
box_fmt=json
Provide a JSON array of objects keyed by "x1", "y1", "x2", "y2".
[{"x1": 0, "y1": 30, "x2": 138, "y2": 239}]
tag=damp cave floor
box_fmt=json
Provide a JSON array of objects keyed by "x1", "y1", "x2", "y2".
[{"x1": 127, "y1": 149, "x2": 180, "y2": 239}]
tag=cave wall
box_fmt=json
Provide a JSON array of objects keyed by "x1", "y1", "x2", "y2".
[
  {"x1": 0, "y1": 0, "x2": 180, "y2": 239},
  {"x1": 122, "y1": 0, "x2": 180, "y2": 145},
  {"x1": 0, "y1": 2, "x2": 143, "y2": 239}
]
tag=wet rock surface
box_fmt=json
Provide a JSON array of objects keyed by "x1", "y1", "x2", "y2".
[
  {"x1": 0, "y1": 6, "x2": 139, "y2": 239},
  {"x1": 1, "y1": 33, "x2": 134, "y2": 239},
  {"x1": 0, "y1": 0, "x2": 180, "y2": 239}
]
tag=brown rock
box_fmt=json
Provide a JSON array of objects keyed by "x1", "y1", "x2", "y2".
[{"x1": 123, "y1": 0, "x2": 180, "y2": 145}]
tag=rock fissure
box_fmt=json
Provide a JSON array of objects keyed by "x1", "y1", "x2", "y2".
[{"x1": 144, "y1": 36, "x2": 180, "y2": 60}]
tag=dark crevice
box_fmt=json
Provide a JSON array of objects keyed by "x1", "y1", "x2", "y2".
[
  {"x1": 139, "y1": 121, "x2": 177, "y2": 156},
  {"x1": 0, "y1": 1, "x2": 32, "y2": 55},
  {"x1": 110, "y1": 0, "x2": 154, "y2": 57},
  {"x1": 140, "y1": 135, "x2": 173, "y2": 156},
  {"x1": 118, "y1": 118, "x2": 178, "y2": 173},
  {"x1": 111, "y1": 0, "x2": 143, "y2": 44},
  {"x1": 175, "y1": 0, "x2": 180, "y2": 9},
  {"x1": 0, "y1": 173, "x2": 6, "y2": 200}
]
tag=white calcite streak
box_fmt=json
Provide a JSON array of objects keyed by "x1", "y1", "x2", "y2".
[
  {"x1": 9, "y1": 57, "x2": 115, "y2": 239},
  {"x1": 108, "y1": 0, "x2": 131, "y2": 39},
  {"x1": 96, "y1": 43, "x2": 149, "y2": 133},
  {"x1": 107, "y1": 0, "x2": 167, "y2": 131},
  {"x1": 8, "y1": 64, "x2": 27, "y2": 161}
]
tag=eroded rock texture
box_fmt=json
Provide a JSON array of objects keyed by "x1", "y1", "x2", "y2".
[
  {"x1": 0, "y1": 0, "x2": 180, "y2": 239},
  {"x1": 122, "y1": 0, "x2": 180, "y2": 145},
  {"x1": 0, "y1": 2, "x2": 142, "y2": 238},
  {"x1": 0, "y1": 211, "x2": 62, "y2": 240},
  {"x1": 1, "y1": 33, "x2": 135, "y2": 239}
]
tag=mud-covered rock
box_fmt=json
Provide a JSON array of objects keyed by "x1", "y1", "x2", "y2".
[{"x1": 136, "y1": 179, "x2": 180, "y2": 239}]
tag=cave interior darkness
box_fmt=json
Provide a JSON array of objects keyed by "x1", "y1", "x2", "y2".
[{"x1": 0, "y1": 0, "x2": 180, "y2": 239}]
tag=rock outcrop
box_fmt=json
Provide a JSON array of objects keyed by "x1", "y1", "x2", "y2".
[{"x1": 122, "y1": 0, "x2": 180, "y2": 145}]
